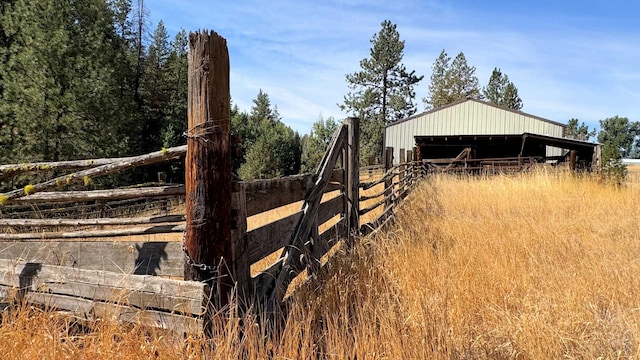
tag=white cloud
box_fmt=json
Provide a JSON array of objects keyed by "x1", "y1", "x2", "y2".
[{"x1": 146, "y1": 0, "x2": 640, "y2": 135}]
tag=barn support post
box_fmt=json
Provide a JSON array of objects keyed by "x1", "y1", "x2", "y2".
[
  {"x1": 184, "y1": 30, "x2": 236, "y2": 331},
  {"x1": 569, "y1": 150, "x2": 577, "y2": 171},
  {"x1": 345, "y1": 117, "x2": 360, "y2": 248}
]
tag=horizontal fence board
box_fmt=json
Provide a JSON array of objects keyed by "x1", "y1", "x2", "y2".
[
  {"x1": 247, "y1": 194, "x2": 344, "y2": 264},
  {"x1": 9, "y1": 186, "x2": 185, "y2": 205},
  {"x1": 0, "y1": 224, "x2": 185, "y2": 240},
  {"x1": 252, "y1": 218, "x2": 346, "y2": 296},
  {"x1": 93, "y1": 302, "x2": 203, "y2": 333},
  {"x1": 0, "y1": 259, "x2": 205, "y2": 315},
  {"x1": 11, "y1": 291, "x2": 203, "y2": 334},
  {"x1": 0, "y1": 145, "x2": 187, "y2": 179},
  {"x1": 0, "y1": 241, "x2": 184, "y2": 277},
  {"x1": 244, "y1": 169, "x2": 343, "y2": 217},
  {"x1": 0, "y1": 215, "x2": 185, "y2": 227}
]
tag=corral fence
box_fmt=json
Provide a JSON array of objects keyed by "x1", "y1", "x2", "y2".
[{"x1": 0, "y1": 31, "x2": 426, "y2": 335}]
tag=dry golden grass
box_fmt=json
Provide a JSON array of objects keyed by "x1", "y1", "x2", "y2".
[{"x1": 4, "y1": 169, "x2": 640, "y2": 358}]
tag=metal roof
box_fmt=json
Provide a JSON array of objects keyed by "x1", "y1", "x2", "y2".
[{"x1": 386, "y1": 98, "x2": 567, "y2": 129}]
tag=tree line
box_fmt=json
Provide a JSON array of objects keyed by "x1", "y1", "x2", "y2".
[
  {"x1": 1, "y1": 4, "x2": 638, "y2": 189},
  {"x1": 341, "y1": 20, "x2": 639, "y2": 167},
  {"x1": 0, "y1": 0, "x2": 337, "y2": 189}
]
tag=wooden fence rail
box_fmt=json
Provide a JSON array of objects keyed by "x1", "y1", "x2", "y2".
[
  {"x1": 0, "y1": 141, "x2": 425, "y2": 333},
  {"x1": 0, "y1": 30, "x2": 427, "y2": 335}
]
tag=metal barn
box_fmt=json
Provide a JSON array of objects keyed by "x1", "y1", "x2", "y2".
[{"x1": 384, "y1": 99, "x2": 599, "y2": 171}]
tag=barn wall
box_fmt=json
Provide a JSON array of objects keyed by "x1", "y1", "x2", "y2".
[{"x1": 385, "y1": 100, "x2": 566, "y2": 164}]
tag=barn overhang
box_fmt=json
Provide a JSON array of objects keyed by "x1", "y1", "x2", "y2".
[{"x1": 414, "y1": 133, "x2": 599, "y2": 168}]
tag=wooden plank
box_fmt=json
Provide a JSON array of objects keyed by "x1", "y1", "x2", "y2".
[
  {"x1": 244, "y1": 170, "x2": 343, "y2": 217},
  {"x1": 0, "y1": 146, "x2": 186, "y2": 179},
  {"x1": 0, "y1": 224, "x2": 185, "y2": 240},
  {"x1": 9, "y1": 186, "x2": 185, "y2": 205},
  {"x1": 0, "y1": 259, "x2": 205, "y2": 315},
  {"x1": 16, "y1": 292, "x2": 203, "y2": 334},
  {"x1": 93, "y1": 302, "x2": 203, "y2": 334},
  {"x1": 0, "y1": 241, "x2": 184, "y2": 277},
  {"x1": 0, "y1": 215, "x2": 185, "y2": 227},
  {"x1": 247, "y1": 194, "x2": 344, "y2": 264},
  {"x1": 0, "y1": 146, "x2": 188, "y2": 203}
]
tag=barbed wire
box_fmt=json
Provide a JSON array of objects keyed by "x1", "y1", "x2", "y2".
[{"x1": 183, "y1": 119, "x2": 230, "y2": 143}]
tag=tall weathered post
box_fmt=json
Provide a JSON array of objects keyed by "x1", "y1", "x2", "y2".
[{"x1": 184, "y1": 31, "x2": 234, "y2": 311}]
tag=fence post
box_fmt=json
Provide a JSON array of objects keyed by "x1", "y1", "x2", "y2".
[
  {"x1": 384, "y1": 147, "x2": 394, "y2": 215},
  {"x1": 406, "y1": 150, "x2": 413, "y2": 186},
  {"x1": 184, "y1": 31, "x2": 234, "y2": 324},
  {"x1": 345, "y1": 117, "x2": 359, "y2": 247},
  {"x1": 231, "y1": 183, "x2": 251, "y2": 300},
  {"x1": 398, "y1": 149, "x2": 406, "y2": 202}
]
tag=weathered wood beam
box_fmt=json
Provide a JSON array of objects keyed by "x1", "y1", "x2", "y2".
[
  {"x1": 0, "y1": 214, "x2": 185, "y2": 227},
  {"x1": 0, "y1": 147, "x2": 188, "y2": 203},
  {"x1": 0, "y1": 241, "x2": 184, "y2": 277},
  {"x1": 5, "y1": 185, "x2": 185, "y2": 205},
  {"x1": 184, "y1": 30, "x2": 234, "y2": 322},
  {"x1": 0, "y1": 224, "x2": 185, "y2": 240},
  {"x1": 0, "y1": 259, "x2": 204, "y2": 315},
  {"x1": 0, "y1": 146, "x2": 186, "y2": 179},
  {"x1": 244, "y1": 169, "x2": 343, "y2": 217}
]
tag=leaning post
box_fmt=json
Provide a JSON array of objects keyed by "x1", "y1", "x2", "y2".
[
  {"x1": 345, "y1": 117, "x2": 360, "y2": 247},
  {"x1": 184, "y1": 31, "x2": 234, "y2": 320}
]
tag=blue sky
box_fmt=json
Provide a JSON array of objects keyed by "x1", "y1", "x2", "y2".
[{"x1": 146, "y1": 0, "x2": 640, "y2": 135}]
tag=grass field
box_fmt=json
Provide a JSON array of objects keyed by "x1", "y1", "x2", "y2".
[{"x1": 2, "y1": 169, "x2": 640, "y2": 358}]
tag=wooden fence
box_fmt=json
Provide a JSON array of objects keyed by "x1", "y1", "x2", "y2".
[{"x1": 0, "y1": 31, "x2": 427, "y2": 334}]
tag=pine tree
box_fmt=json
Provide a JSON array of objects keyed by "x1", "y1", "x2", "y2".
[
  {"x1": 139, "y1": 20, "x2": 170, "y2": 153},
  {"x1": 234, "y1": 91, "x2": 301, "y2": 179},
  {"x1": 341, "y1": 20, "x2": 422, "y2": 164},
  {"x1": 447, "y1": 52, "x2": 480, "y2": 102},
  {"x1": 566, "y1": 118, "x2": 595, "y2": 141},
  {"x1": 597, "y1": 116, "x2": 640, "y2": 160},
  {"x1": 300, "y1": 116, "x2": 339, "y2": 173},
  {"x1": 0, "y1": 0, "x2": 134, "y2": 164},
  {"x1": 423, "y1": 50, "x2": 451, "y2": 109},
  {"x1": 424, "y1": 51, "x2": 480, "y2": 109},
  {"x1": 482, "y1": 68, "x2": 523, "y2": 110},
  {"x1": 161, "y1": 29, "x2": 188, "y2": 148},
  {"x1": 503, "y1": 82, "x2": 523, "y2": 110}
]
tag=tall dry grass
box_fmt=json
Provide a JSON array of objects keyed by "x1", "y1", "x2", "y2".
[{"x1": 2, "y1": 169, "x2": 640, "y2": 358}]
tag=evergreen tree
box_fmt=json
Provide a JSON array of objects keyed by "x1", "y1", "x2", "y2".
[
  {"x1": 482, "y1": 68, "x2": 523, "y2": 110},
  {"x1": 341, "y1": 20, "x2": 422, "y2": 164},
  {"x1": 597, "y1": 116, "x2": 640, "y2": 160},
  {"x1": 0, "y1": 0, "x2": 134, "y2": 164},
  {"x1": 566, "y1": 118, "x2": 595, "y2": 141},
  {"x1": 161, "y1": 29, "x2": 188, "y2": 148},
  {"x1": 447, "y1": 52, "x2": 480, "y2": 102},
  {"x1": 234, "y1": 91, "x2": 301, "y2": 179},
  {"x1": 424, "y1": 51, "x2": 480, "y2": 109},
  {"x1": 139, "y1": 20, "x2": 170, "y2": 153},
  {"x1": 300, "y1": 116, "x2": 339, "y2": 173},
  {"x1": 423, "y1": 50, "x2": 451, "y2": 109}
]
